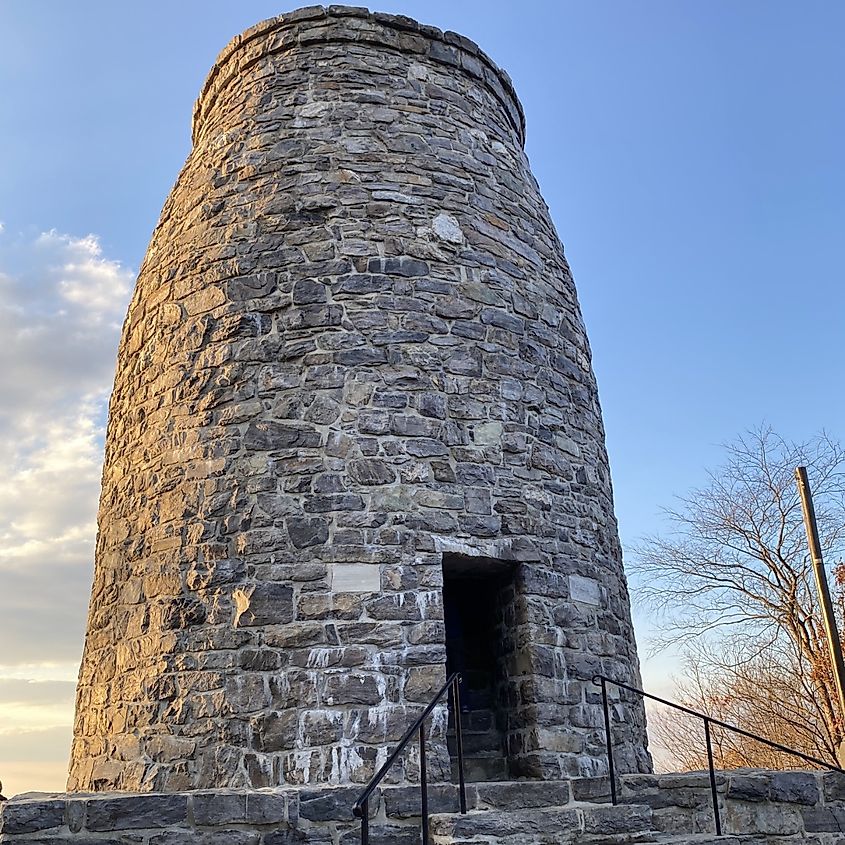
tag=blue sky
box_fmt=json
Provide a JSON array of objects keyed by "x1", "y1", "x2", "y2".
[{"x1": 0, "y1": 1, "x2": 842, "y2": 795}]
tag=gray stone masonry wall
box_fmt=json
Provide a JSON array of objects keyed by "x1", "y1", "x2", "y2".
[
  {"x1": 68, "y1": 4, "x2": 649, "y2": 792},
  {"x1": 7, "y1": 772, "x2": 845, "y2": 844},
  {"x1": 618, "y1": 769, "x2": 845, "y2": 839}
]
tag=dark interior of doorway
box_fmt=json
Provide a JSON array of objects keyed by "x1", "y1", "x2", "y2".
[{"x1": 442, "y1": 553, "x2": 515, "y2": 782}]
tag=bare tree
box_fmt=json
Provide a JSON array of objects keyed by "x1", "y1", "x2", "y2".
[
  {"x1": 651, "y1": 642, "x2": 840, "y2": 770},
  {"x1": 634, "y1": 426, "x2": 845, "y2": 767}
]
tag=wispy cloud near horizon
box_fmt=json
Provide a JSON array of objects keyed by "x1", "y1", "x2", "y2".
[{"x1": 0, "y1": 225, "x2": 133, "y2": 797}]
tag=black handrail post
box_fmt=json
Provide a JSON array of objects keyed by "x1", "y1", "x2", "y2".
[
  {"x1": 590, "y1": 673, "x2": 845, "y2": 842},
  {"x1": 352, "y1": 672, "x2": 474, "y2": 845},
  {"x1": 451, "y1": 674, "x2": 467, "y2": 814},
  {"x1": 360, "y1": 797, "x2": 369, "y2": 845},
  {"x1": 592, "y1": 673, "x2": 845, "y2": 775},
  {"x1": 704, "y1": 718, "x2": 722, "y2": 836},
  {"x1": 599, "y1": 675, "x2": 617, "y2": 804},
  {"x1": 419, "y1": 724, "x2": 429, "y2": 845}
]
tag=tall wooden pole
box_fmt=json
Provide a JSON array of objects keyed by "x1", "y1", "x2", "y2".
[{"x1": 795, "y1": 465, "x2": 845, "y2": 765}]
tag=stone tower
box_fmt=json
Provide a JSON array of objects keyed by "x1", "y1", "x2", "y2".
[{"x1": 68, "y1": 6, "x2": 650, "y2": 794}]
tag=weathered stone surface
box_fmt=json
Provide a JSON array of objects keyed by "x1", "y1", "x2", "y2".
[
  {"x1": 4, "y1": 774, "x2": 845, "y2": 844},
  {"x1": 581, "y1": 803, "x2": 652, "y2": 834},
  {"x1": 727, "y1": 773, "x2": 770, "y2": 802},
  {"x1": 68, "y1": 4, "x2": 648, "y2": 792},
  {"x1": 430, "y1": 805, "x2": 580, "y2": 839},
  {"x1": 347, "y1": 459, "x2": 395, "y2": 486},
  {"x1": 431, "y1": 213, "x2": 463, "y2": 244},
  {"x1": 572, "y1": 776, "x2": 614, "y2": 804},
  {"x1": 802, "y1": 803, "x2": 845, "y2": 832},
  {"x1": 266, "y1": 830, "x2": 332, "y2": 845},
  {"x1": 823, "y1": 770, "x2": 845, "y2": 802},
  {"x1": 0, "y1": 799, "x2": 64, "y2": 834},
  {"x1": 472, "y1": 780, "x2": 571, "y2": 811},
  {"x1": 769, "y1": 771, "x2": 819, "y2": 805},
  {"x1": 725, "y1": 801, "x2": 803, "y2": 835},
  {"x1": 191, "y1": 791, "x2": 247, "y2": 825},
  {"x1": 339, "y1": 824, "x2": 419, "y2": 845},
  {"x1": 85, "y1": 794, "x2": 188, "y2": 830},
  {"x1": 246, "y1": 792, "x2": 288, "y2": 824},
  {"x1": 286, "y1": 517, "x2": 329, "y2": 549},
  {"x1": 324, "y1": 673, "x2": 382, "y2": 705},
  {"x1": 299, "y1": 787, "x2": 360, "y2": 821},
  {"x1": 234, "y1": 584, "x2": 294, "y2": 627},
  {"x1": 149, "y1": 831, "x2": 260, "y2": 845},
  {"x1": 617, "y1": 770, "x2": 845, "y2": 841}
]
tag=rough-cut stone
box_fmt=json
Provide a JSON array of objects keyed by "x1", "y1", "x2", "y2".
[
  {"x1": 769, "y1": 771, "x2": 819, "y2": 805},
  {"x1": 727, "y1": 773, "x2": 770, "y2": 802},
  {"x1": 581, "y1": 803, "x2": 652, "y2": 834},
  {"x1": 823, "y1": 771, "x2": 845, "y2": 802},
  {"x1": 287, "y1": 517, "x2": 330, "y2": 549},
  {"x1": 234, "y1": 584, "x2": 295, "y2": 627},
  {"x1": 431, "y1": 213, "x2": 464, "y2": 244},
  {"x1": 3, "y1": 773, "x2": 845, "y2": 844},
  {"x1": 299, "y1": 787, "x2": 360, "y2": 821},
  {"x1": 67, "y1": 4, "x2": 648, "y2": 793},
  {"x1": 85, "y1": 794, "x2": 188, "y2": 830},
  {"x1": 0, "y1": 799, "x2": 65, "y2": 834},
  {"x1": 192, "y1": 791, "x2": 247, "y2": 825},
  {"x1": 618, "y1": 770, "x2": 843, "y2": 841}
]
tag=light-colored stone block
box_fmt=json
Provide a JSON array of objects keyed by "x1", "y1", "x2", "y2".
[
  {"x1": 331, "y1": 563, "x2": 381, "y2": 593},
  {"x1": 474, "y1": 421, "x2": 503, "y2": 446},
  {"x1": 569, "y1": 574, "x2": 601, "y2": 606}
]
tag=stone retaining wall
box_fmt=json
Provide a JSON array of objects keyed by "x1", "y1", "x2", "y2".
[
  {"x1": 620, "y1": 769, "x2": 845, "y2": 838},
  {"x1": 7, "y1": 772, "x2": 845, "y2": 843},
  {"x1": 1, "y1": 781, "x2": 564, "y2": 845},
  {"x1": 1, "y1": 787, "x2": 375, "y2": 845}
]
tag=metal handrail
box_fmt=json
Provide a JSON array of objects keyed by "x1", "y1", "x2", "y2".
[
  {"x1": 352, "y1": 671, "x2": 467, "y2": 844},
  {"x1": 594, "y1": 674, "x2": 845, "y2": 836}
]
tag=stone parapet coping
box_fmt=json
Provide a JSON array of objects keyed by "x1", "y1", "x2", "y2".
[
  {"x1": 192, "y1": 4, "x2": 526, "y2": 148},
  {"x1": 7, "y1": 773, "x2": 845, "y2": 841},
  {"x1": 1, "y1": 781, "x2": 559, "y2": 840},
  {"x1": 2, "y1": 785, "x2": 351, "y2": 840}
]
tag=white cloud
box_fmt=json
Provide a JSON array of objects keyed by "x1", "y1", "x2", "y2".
[
  {"x1": 0, "y1": 679, "x2": 77, "y2": 706},
  {"x1": 0, "y1": 663, "x2": 80, "y2": 683},
  {"x1": 0, "y1": 228, "x2": 133, "y2": 797},
  {"x1": 40, "y1": 230, "x2": 132, "y2": 320}
]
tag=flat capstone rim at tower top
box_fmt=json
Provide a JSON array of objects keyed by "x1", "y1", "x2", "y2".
[{"x1": 192, "y1": 4, "x2": 526, "y2": 147}]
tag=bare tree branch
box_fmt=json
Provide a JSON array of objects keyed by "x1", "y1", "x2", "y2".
[{"x1": 633, "y1": 426, "x2": 845, "y2": 768}]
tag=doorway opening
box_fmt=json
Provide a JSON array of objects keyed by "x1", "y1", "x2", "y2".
[{"x1": 442, "y1": 553, "x2": 516, "y2": 782}]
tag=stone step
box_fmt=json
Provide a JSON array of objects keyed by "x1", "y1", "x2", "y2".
[
  {"x1": 571, "y1": 776, "x2": 614, "y2": 804},
  {"x1": 379, "y1": 779, "x2": 575, "y2": 819},
  {"x1": 452, "y1": 754, "x2": 508, "y2": 783},
  {"x1": 338, "y1": 822, "x2": 423, "y2": 845},
  {"x1": 448, "y1": 729, "x2": 504, "y2": 755},
  {"x1": 472, "y1": 779, "x2": 573, "y2": 810},
  {"x1": 430, "y1": 802, "x2": 654, "y2": 844},
  {"x1": 456, "y1": 685, "x2": 496, "y2": 710},
  {"x1": 649, "y1": 838, "x2": 814, "y2": 845},
  {"x1": 449, "y1": 707, "x2": 498, "y2": 733},
  {"x1": 652, "y1": 837, "x2": 742, "y2": 845}
]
